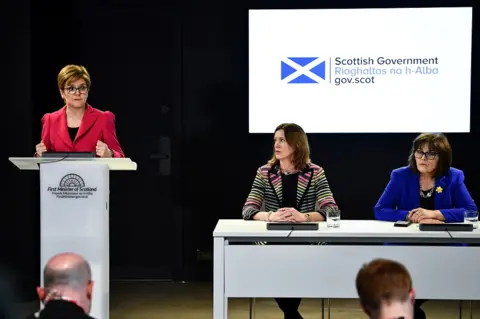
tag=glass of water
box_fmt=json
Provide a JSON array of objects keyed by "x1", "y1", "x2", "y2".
[
  {"x1": 326, "y1": 208, "x2": 341, "y2": 228},
  {"x1": 464, "y1": 210, "x2": 478, "y2": 229}
]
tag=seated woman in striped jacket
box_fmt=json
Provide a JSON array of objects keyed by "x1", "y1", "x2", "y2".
[{"x1": 241, "y1": 122, "x2": 340, "y2": 319}]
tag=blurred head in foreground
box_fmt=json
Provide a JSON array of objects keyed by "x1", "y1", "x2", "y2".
[
  {"x1": 356, "y1": 258, "x2": 415, "y2": 319},
  {"x1": 37, "y1": 252, "x2": 93, "y2": 314}
]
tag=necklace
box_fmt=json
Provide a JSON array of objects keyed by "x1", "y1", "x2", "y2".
[
  {"x1": 419, "y1": 180, "x2": 435, "y2": 198},
  {"x1": 281, "y1": 167, "x2": 298, "y2": 175}
]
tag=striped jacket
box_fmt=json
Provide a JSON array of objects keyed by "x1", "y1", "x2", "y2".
[{"x1": 242, "y1": 162, "x2": 339, "y2": 220}]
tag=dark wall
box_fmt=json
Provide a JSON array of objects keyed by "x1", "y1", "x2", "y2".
[
  {"x1": 2, "y1": 0, "x2": 35, "y2": 300},
  {"x1": 3, "y1": 0, "x2": 478, "y2": 300}
]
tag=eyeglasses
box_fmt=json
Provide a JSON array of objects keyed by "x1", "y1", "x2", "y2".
[
  {"x1": 65, "y1": 86, "x2": 88, "y2": 95},
  {"x1": 415, "y1": 150, "x2": 438, "y2": 160}
]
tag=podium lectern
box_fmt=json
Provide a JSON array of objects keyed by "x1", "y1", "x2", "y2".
[{"x1": 9, "y1": 157, "x2": 137, "y2": 319}]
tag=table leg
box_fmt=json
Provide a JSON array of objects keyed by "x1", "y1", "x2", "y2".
[
  {"x1": 321, "y1": 298, "x2": 324, "y2": 319},
  {"x1": 328, "y1": 298, "x2": 330, "y2": 319},
  {"x1": 214, "y1": 237, "x2": 226, "y2": 319}
]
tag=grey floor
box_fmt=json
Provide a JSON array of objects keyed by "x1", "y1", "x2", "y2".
[{"x1": 16, "y1": 282, "x2": 480, "y2": 318}]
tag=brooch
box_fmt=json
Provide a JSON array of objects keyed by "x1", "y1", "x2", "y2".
[{"x1": 435, "y1": 186, "x2": 443, "y2": 193}]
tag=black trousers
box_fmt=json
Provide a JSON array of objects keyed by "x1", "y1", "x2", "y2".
[
  {"x1": 274, "y1": 298, "x2": 303, "y2": 319},
  {"x1": 414, "y1": 299, "x2": 427, "y2": 319}
]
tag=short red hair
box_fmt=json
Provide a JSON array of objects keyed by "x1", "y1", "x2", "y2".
[{"x1": 356, "y1": 258, "x2": 412, "y2": 312}]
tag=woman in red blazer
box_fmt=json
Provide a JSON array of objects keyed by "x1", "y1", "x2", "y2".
[{"x1": 35, "y1": 64, "x2": 125, "y2": 158}]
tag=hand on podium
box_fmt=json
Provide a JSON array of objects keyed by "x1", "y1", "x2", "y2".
[
  {"x1": 35, "y1": 140, "x2": 47, "y2": 157},
  {"x1": 96, "y1": 140, "x2": 113, "y2": 158}
]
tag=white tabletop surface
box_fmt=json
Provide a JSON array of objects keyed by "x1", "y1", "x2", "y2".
[
  {"x1": 213, "y1": 219, "x2": 480, "y2": 239},
  {"x1": 9, "y1": 157, "x2": 137, "y2": 171}
]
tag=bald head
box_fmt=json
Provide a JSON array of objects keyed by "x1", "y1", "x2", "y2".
[{"x1": 43, "y1": 253, "x2": 91, "y2": 291}]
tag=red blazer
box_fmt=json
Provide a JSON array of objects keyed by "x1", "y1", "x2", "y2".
[{"x1": 39, "y1": 104, "x2": 125, "y2": 158}]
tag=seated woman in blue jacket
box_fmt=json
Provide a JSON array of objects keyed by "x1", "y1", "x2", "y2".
[
  {"x1": 374, "y1": 132, "x2": 477, "y2": 319},
  {"x1": 375, "y1": 132, "x2": 477, "y2": 224}
]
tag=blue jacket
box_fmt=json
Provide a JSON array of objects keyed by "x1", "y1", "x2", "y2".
[{"x1": 374, "y1": 166, "x2": 477, "y2": 223}]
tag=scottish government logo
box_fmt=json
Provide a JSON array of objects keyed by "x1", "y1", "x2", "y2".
[
  {"x1": 47, "y1": 173, "x2": 97, "y2": 199},
  {"x1": 281, "y1": 56, "x2": 440, "y2": 86},
  {"x1": 281, "y1": 57, "x2": 326, "y2": 83}
]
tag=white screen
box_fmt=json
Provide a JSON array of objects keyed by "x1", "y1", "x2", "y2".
[{"x1": 249, "y1": 7, "x2": 472, "y2": 133}]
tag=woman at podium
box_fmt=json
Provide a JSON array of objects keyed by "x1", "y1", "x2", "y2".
[
  {"x1": 242, "y1": 123, "x2": 339, "y2": 319},
  {"x1": 374, "y1": 132, "x2": 477, "y2": 319},
  {"x1": 34, "y1": 64, "x2": 125, "y2": 158}
]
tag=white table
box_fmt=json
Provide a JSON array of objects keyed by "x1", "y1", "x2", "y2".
[{"x1": 213, "y1": 219, "x2": 480, "y2": 319}]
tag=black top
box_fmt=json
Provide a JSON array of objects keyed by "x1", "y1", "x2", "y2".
[
  {"x1": 68, "y1": 127, "x2": 79, "y2": 143},
  {"x1": 419, "y1": 188, "x2": 435, "y2": 210},
  {"x1": 282, "y1": 172, "x2": 299, "y2": 209},
  {"x1": 24, "y1": 300, "x2": 95, "y2": 319}
]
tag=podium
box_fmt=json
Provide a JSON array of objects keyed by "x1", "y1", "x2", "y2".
[{"x1": 9, "y1": 157, "x2": 137, "y2": 319}]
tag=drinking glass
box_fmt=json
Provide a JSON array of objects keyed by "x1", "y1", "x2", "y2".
[
  {"x1": 326, "y1": 208, "x2": 341, "y2": 228},
  {"x1": 464, "y1": 210, "x2": 478, "y2": 229}
]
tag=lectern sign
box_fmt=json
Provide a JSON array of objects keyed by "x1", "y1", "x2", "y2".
[
  {"x1": 46, "y1": 173, "x2": 98, "y2": 199},
  {"x1": 39, "y1": 161, "x2": 110, "y2": 319}
]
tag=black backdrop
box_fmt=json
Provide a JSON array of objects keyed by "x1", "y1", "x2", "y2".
[{"x1": 2, "y1": 0, "x2": 478, "y2": 301}]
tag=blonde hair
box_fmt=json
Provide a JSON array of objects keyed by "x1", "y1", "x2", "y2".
[{"x1": 57, "y1": 64, "x2": 91, "y2": 90}]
